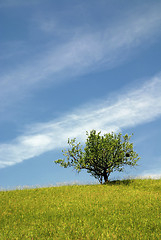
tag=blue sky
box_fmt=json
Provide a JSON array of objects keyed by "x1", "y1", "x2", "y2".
[{"x1": 0, "y1": 0, "x2": 161, "y2": 189}]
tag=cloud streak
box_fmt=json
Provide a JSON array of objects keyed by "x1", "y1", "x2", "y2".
[
  {"x1": 0, "y1": 73, "x2": 161, "y2": 168},
  {"x1": 1, "y1": 2, "x2": 161, "y2": 111}
]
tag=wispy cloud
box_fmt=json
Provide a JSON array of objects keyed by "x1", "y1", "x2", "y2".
[
  {"x1": 136, "y1": 171, "x2": 161, "y2": 179},
  {"x1": 0, "y1": 73, "x2": 161, "y2": 168},
  {"x1": 1, "y1": 2, "x2": 161, "y2": 111}
]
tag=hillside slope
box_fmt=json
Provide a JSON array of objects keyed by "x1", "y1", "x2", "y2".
[{"x1": 0, "y1": 179, "x2": 161, "y2": 239}]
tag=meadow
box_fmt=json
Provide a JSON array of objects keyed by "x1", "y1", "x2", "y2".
[{"x1": 0, "y1": 179, "x2": 161, "y2": 239}]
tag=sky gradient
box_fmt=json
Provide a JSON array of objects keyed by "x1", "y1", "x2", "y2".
[{"x1": 0, "y1": 0, "x2": 161, "y2": 189}]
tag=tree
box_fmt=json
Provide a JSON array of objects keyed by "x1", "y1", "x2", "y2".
[{"x1": 54, "y1": 130, "x2": 140, "y2": 184}]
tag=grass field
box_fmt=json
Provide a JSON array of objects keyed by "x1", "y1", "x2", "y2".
[{"x1": 0, "y1": 179, "x2": 161, "y2": 239}]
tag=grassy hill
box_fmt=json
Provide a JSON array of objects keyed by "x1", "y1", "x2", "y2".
[{"x1": 0, "y1": 179, "x2": 161, "y2": 239}]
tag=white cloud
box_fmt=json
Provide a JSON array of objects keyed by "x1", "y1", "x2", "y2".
[
  {"x1": 0, "y1": 2, "x2": 161, "y2": 111},
  {"x1": 136, "y1": 172, "x2": 161, "y2": 179},
  {"x1": 0, "y1": 73, "x2": 161, "y2": 168}
]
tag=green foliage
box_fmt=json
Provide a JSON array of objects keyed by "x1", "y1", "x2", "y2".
[
  {"x1": 55, "y1": 130, "x2": 140, "y2": 183},
  {"x1": 0, "y1": 179, "x2": 161, "y2": 239}
]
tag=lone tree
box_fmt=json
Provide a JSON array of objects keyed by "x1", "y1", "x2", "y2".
[{"x1": 54, "y1": 130, "x2": 140, "y2": 184}]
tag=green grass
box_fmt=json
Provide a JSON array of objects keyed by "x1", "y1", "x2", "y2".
[{"x1": 0, "y1": 179, "x2": 161, "y2": 239}]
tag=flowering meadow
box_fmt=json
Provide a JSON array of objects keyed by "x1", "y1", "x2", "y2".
[{"x1": 0, "y1": 179, "x2": 161, "y2": 239}]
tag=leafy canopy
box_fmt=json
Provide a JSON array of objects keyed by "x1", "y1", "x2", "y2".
[{"x1": 54, "y1": 130, "x2": 140, "y2": 183}]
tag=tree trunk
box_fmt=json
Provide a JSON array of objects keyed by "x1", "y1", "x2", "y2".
[
  {"x1": 103, "y1": 169, "x2": 108, "y2": 183},
  {"x1": 100, "y1": 175, "x2": 103, "y2": 184}
]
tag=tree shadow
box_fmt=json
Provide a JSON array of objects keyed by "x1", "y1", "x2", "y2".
[{"x1": 105, "y1": 179, "x2": 134, "y2": 186}]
